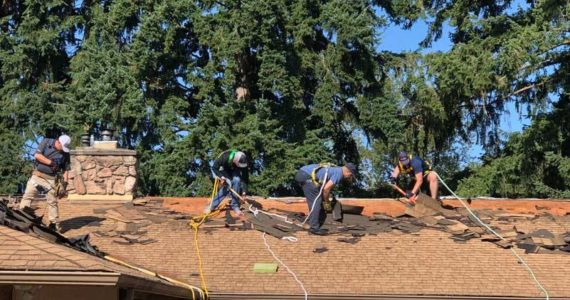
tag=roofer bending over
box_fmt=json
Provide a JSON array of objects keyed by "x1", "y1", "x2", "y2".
[
  {"x1": 390, "y1": 151, "x2": 439, "y2": 203},
  {"x1": 206, "y1": 149, "x2": 249, "y2": 217},
  {"x1": 19, "y1": 135, "x2": 71, "y2": 232},
  {"x1": 295, "y1": 163, "x2": 357, "y2": 236}
]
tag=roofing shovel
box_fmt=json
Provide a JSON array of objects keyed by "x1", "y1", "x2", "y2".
[
  {"x1": 331, "y1": 197, "x2": 343, "y2": 222},
  {"x1": 324, "y1": 196, "x2": 343, "y2": 222},
  {"x1": 228, "y1": 187, "x2": 263, "y2": 209},
  {"x1": 390, "y1": 183, "x2": 416, "y2": 206}
]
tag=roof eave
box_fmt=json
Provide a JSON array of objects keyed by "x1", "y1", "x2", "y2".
[
  {"x1": 0, "y1": 270, "x2": 119, "y2": 286},
  {"x1": 117, "y1": 274, "x2": 199, "y2": 299}
]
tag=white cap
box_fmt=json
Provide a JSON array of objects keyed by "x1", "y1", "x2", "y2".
[
  {"x1": 58, "y1": 135, "x2": 71, "y2": 153},
  {"x1": 232, "y1": 151, "x2": 247, "y2": 168}
]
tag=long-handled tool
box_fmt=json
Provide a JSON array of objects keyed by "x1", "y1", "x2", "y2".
[
  {"x1": 390, "y1": 183, "x2": 416, "y2": 205},
  {"x1": 228, "y1": 187, "x2": 263, "y2": 209}
]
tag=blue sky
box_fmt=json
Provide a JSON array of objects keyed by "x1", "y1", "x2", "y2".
[{"x1": 377, "y1": 15, "x2": 531, "y2": 162}]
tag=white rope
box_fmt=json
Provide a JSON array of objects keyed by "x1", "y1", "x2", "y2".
[
  {"x1": 262, "y1": 232, "x2": 308, "y2": 300},
  {"x1": 248, "y1": 204, "x2": 295, "y2": 224},
  {"x1": 301, "y1": 169, "x2": 329, "y2": 225},
  {"x1": 282, "y1": 236, "x2": 298, "y2": 242},
  {"x1": 435, "y1": 172, "x2": 550, "y2": 300}
]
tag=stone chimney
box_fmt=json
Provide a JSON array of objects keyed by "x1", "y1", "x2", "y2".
[{"x1": 67, "y1": 148, "x2": 138, "y2": 201}]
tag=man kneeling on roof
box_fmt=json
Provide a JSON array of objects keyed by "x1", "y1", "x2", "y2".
[
  {"x1": 390, "y1": 151, "x2": 439, "y2": 203},
  {"x1": 295, "y1": 163, "x2": 357, "y2": 236},
  {"x1": 206, "y1": 149, "x2": 249, "y2": 217}
]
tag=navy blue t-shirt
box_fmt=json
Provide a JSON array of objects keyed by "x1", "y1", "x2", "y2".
[{"x1": 400, "y1": 156, "x2": 430, "y2": 175}]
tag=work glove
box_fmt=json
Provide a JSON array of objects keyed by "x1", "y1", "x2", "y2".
[
  {"x1": 49, "y1": 157, "x2": 63, "y2": 172},
  {"x1": 218, "y1": 176, "x2": 230, "y2": 186},
  {"x1": 405, "y1": 191, "x2": 416, "y2": 203},
  {"x1": 389, "y1": 176, "x2": 397, "y2": 184},
  {"x1": 46, "y1": 159, "x2": 57, "y2": 172}
]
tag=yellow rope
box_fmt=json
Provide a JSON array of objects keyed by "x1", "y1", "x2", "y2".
[
  {"x1": 188, "y1": 178, "x2": 226, "y2": 298},
  {"x1": 104, "y1": 255, "x2": 204, "y2": 300}
]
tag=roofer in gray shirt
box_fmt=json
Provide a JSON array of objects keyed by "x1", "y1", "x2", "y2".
[{"x1": 19, "y1": 135, "x2": 71, "y2": 232}]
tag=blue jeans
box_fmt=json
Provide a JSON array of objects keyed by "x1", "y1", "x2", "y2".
[
  {"x1": 210, "y1": 172, "x2": 242, "y2": 211},
  {"x1": 295, "y1": 170, "x2": 326, "y2": 231}
]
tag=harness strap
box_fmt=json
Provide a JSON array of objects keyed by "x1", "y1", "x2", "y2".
[
  {"x1": 311, "y1": 163, "x2": 336, "y2": 185},
  {"x1": 398, "y1": 154, "x2": 432, "y2": 175},
  {"x1": 227, "y1": 149, "x2": 237, "y2": 165}
]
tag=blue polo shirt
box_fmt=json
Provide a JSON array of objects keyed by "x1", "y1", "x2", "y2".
[{"x1": 301, "y1": 164, "x2": 343, "y2": 185}]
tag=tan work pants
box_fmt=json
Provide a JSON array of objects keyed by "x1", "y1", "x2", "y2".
[{"x1": 19, "y1": 174, "x2": 59, "y2": 223}]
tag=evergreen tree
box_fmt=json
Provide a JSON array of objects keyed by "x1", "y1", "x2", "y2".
[{"x1": 1, "y1": 0, "x2": 567, "y2": 198}]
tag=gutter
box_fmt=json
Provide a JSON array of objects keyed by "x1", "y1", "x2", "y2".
[
  {"x1": 0, "y1": 271, "x2": 119, "y2": 286},
  {"x1": 0, "y1": 271, "x2": 199, "y2": 299},
  {"x1": 209, "y1": 294, "x2": 563, "y2": 300},
  {"x1": 118, "y1": 274, "x2": 199, "y2": 299}
]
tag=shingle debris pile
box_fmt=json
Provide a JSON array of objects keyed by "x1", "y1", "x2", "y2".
[
  {"x1": 235, "y1": 194, "x2": 570, "y2": 255},
  {"x1": 0, "y1": 199, "x2": 102, "y2": 256}
]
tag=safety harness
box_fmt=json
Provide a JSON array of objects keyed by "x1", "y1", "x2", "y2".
[
  {"x1": 227, "y1": 149, "x2": 237, "y2": 165},
  {"x1": 398, "y1": 154, "x2": 432, "y2": 175},
  {"x1": 310, "y1": 163, "x2": 336, "y2": 185}
]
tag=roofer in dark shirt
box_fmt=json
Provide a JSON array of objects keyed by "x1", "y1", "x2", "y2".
[
  {"x1": 19, "y1": 135, "x2": 71, "y2": 232},
  {"x1": 206, "y1": 149, "x2": 249, "y2": 216},
  {"x1": 390, "y1": 151, "x2": 439, "y2": 203}
]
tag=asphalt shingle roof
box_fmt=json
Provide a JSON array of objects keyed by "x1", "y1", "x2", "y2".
[{"x1": 37, "y1": 198, "x2": 570, "y2": 299}]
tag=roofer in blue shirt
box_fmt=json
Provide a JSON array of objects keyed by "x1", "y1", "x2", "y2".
[
  {"x1": 206, "y1": 149, "x2": 249, "y2": 217},
  {"x1": 390, "y1": 151, "x2": 439, "y2": 203},
  {"x1": 295, "y1": 163, "x2": 357, "y2": 236}
]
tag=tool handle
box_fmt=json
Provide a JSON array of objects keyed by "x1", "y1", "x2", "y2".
[
  {"x1": 228, "y1": 187, "x2": 247, "y2": 203},
  {"x1": 390, "y1": 184, "x2": 407, "y2": 197},
  {"x1": 391, "y1": 184, "x2": 416, "y2": 205}
]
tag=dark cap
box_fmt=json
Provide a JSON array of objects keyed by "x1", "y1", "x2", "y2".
[
  {"x1": 398, "y1": 151, "x2": 409, "y2": 161},
  {"x1": 345, "y1": 163, "x2": 357, "y2": 178}
]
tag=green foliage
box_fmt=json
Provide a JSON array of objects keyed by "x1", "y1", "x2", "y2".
[
  {"x1": 458, "y1": 98, "x2": 570, "y2": 198},
  {"x1": 0, "y1": 0, "x2": 568, "y2": 198},
  {"x1": 0, "y1": 129, "x2": 31, "y2": 193}
]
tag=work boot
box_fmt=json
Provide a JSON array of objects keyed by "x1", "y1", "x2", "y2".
[
  {"x1": 48, "y1": 222, "x2": 62, "y2": 233},
  {"x1": 308, "y1": 228, "x2": 329, "y2": 236}
]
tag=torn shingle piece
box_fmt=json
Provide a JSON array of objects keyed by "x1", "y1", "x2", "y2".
[
  {"x1": 337, "y1": 237, "x2": 360, "y2": 244},
  {"x1": 313, "y1": 245, "x2": 328, "y2": 253},
  {"x1": 493, "y1": 240, "x2": 513, "y2": 249},
  {"x1": 436, "y1": 219, "x2": 457, "y2": 225},
  {"x1": 446, "y1": 222, "x2": 469, "y2": 234},
  {"x1": 419, "y1": 216, "x2": 439, "y2": 226},
  {"x1": 450, "y1": 231, "x2": 480, "y2": 243},
  {"x1": 337, "y1": 225, "x2": 366, "y2": 232},
  {"x1": 529, "y1": 229, "x2": 555, "y2": 239},
  {"x1": 517, "y1": 243, "x2": 541, "y2": 254},
  {"x1": 369, "y1": 213, "x2": 393, "y2": 221},
  {"x1": 391, "y1": 222, "x2": 422, "y2": 233}
]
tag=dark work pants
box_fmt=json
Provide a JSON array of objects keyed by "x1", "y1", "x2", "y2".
[{"x1": 295, "y1": 170, "x2": 326, "y2": 231}]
